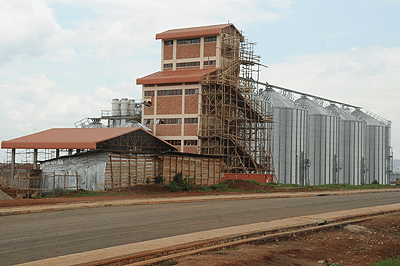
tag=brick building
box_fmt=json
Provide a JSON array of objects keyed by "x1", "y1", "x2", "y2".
[{"x1": 137, "y1": 24, "x2": 273, "y2": 174}]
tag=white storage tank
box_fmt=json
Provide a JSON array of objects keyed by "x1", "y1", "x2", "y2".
[
  {"x1": 352, "y1": 109, "x2": 391, "y2": 184},
  {"x1": 128, "y1": 99, "x2": 135, "y2": 116},
  {"x1": 326, "y1": 104, "x2": 366, "y2": 185},
  {"x1": 120, "y1": 98, "x2": 128, "y2": 116},
  {"x1": 261, "y1": 88, "x2": 308, "y2": 185},
  {"x1": 111, "y1": 99, "x2": 120, "y2": 116},
  {"x1": 295, "y1": 96, "x2": 339, "y2": 185}
]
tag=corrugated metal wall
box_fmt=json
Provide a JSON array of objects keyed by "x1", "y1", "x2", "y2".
[
  {"x1": 272, "y1": 107, "x2": 308, "y2": 185},
  {"x1": 364, "y1": 125, "x2": 389, "y2": 184},
  {"x1": 307, "y1": 114, "x2": 339, "y2": 185},
  {"x1": 337, "y1": 120, "x2": 366, "y2": 185}
]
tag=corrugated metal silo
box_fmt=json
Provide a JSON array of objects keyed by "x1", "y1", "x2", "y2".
[
  {"x1": 295, "y1": 96, "x2": 339, "y2": 185},
  {"x1": 261, "y1": 88, "x2": 308, "y2": 185},
  {"x1": 326, "y1": 104, "x2": 366, "y2": 185},
  {"x1": 351, "y1": 109, "x2": 391, "y2": 184}
]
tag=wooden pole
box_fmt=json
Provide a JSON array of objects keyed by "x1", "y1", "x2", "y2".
[
  {"x1": 53, "y1": 170, "x2": 55, "y2": 195},
  {"x1": 64, "y1": 172, "x2": 66, "y2": 191},
  {"x1": 33, "y1": 149, "x2": 38, "y2": 170},
  {"x1": 11, "y1": 149, "x2": 15, "y2": 187},
  {"x1": 76, "y1": 171, "x2": 79, "y2": 191}
]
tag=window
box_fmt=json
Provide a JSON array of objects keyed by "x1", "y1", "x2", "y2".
[
  {"x1": 204, "y1": 60, "x2": 216, "y2": 66},
  {"x1": 184, "y1": 140, "x2": 197, "y2": 146},
  {"x1": 185, "y1": 88, "x2": 199, "y2": 95},
  {"x1": 163, "y1": 63, "x2": 173, "y2": 69},
  {"x1": 157, "y1": 89, "x2": 182, "y2": 96},
  {"x1": 205, "y1": 36, "x2": 217, "y2": 43},
  {"x1": 166, "y1": 140, "x2": 181, "y2": 145},
  {"x1": 143, "y1": 119, "x2": 154, "y2": 125},
  {"x1": 156, "y1": 118, "x2": 182, "y2": 124},
  {"x1": 176, "y1": 62, "x2": 200, "y2": 68},
  {"x1": 164, "y1": 40, "x2": 173, "y2": 46},
  {"x1": 144, "y1": 91, "x2": 154, "y2": 97},
  {"x1": 177, "y1": 38, "x2": 200, "y2": 45},
  {"x1": 185, "y1": 118, "x2": 198, "y2": 124}
]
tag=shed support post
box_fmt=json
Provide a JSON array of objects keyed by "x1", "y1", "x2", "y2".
[
  {"x1": 11, "y1": 149, "x2": 16, "y2": 187},
  {"x1": 68, "y1": 149, "x2": 73, "y2": 156},
  {"x1": 33, "y1": 149, "x2": 38, "y2": 170},
  {"x1": 56, "y1": 149, "x2": 60, "y2": 158}
]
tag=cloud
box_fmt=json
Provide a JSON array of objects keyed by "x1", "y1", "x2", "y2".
[
  {"x1": 262, "y1": 45, "x2": 400, "y2": 151},
  {"x1": 0, "y1": 74, "x2": 106, "y2": 135},
  {"x1": 50, "y1": 0, "x2": 291, "y2": 61},
  {"x1": 0, "y1": 0, "x2": 78, "y2": 65}
]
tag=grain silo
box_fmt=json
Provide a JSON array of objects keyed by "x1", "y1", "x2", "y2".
[
  {"x1": 295, "y1": 96, "x2": 339, "y2": 185},
  {"x1": 261, "y1": 88, "x2": 308, "y2": 185},
  {"x1": 326, "y1": 104, "x2": 366, "y2": 185},
  {"x1": 351, "y1": 109, "x2": 391, "y2": 184}
]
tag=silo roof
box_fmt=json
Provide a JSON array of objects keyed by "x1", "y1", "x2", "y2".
[
  {"x1": 261, "y1": 88, "x2": 296, "y2": 108},
  {"x1": 351, "y1": 109, "x2": 386, "y2": 126},
  {"x1": 1, "y1": 128, "x2": 175, "y2": 150},
  {"x1": 326, "y1": 104, "x2": 358, "y2": 120},
  {"x1": 295, "y1": 96, "x2": 331, "y2": 115}
]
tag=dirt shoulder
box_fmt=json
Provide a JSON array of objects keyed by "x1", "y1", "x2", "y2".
[
  {"x1": 175, "y1": 212, "x2": 400, "y2": 266},
  {"x1": 1, "y1": 180, "x2": 399, "y2": 208}
]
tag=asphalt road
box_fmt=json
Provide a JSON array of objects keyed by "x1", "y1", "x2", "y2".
[{"x1": 1, "y1": 192, "x2": 399, "y2": 265}]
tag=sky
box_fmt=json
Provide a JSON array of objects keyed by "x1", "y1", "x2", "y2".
[{"x1": 1, "y1": 0, "x2": 400, "y2": 162}]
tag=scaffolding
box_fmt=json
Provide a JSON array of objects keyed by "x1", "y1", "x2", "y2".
[{"x1": 199, "y1": 29, "x2": 273, "y2": 174}]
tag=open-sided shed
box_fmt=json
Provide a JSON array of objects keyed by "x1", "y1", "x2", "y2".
[{"x1": 1, "y1": 128, "x2": 223, "y2": 191}]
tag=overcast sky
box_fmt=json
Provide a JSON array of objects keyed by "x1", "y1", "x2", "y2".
[{"x1": 1, "y1": 0, "x2": 400, "y2": 162}]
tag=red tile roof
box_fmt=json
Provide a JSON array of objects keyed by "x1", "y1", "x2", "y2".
[
  {"x1": 136, "y1": 68, "x2": 218, "y2": 85},
  {"x1": 1, "y1": 128, "x2": 175, "y2": 150},
  {"x1": 156, "y1": 23, "x2": 241, "y2": 40}
]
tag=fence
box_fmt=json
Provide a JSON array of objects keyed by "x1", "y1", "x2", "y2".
[{"x1": 0, "y1": 169, "x2": 80, "y2": 197}]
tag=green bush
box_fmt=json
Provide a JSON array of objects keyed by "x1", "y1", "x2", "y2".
[
  {"x1": 173, "y1": 172, "x2": 184, "y2": 185},
  {"x1": 371, "y1": 180, "x2": 379, "y2": 184},
  {"x1": 169, "y1": 181, "x2": 180, "y2": 192},
  {"x1": 155, "y1": 175, "x2": 164, "y2": 184},
  {"x1": 168, "y1": 172, "x2": 192, "y2": 192},
  {"x1": 181, "y1": 181, "x2": 192, "y2": 191}
]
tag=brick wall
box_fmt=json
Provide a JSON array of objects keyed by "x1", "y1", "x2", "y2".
[
  {"x1": 156, "y1": 124, "x2": 181, "y2": 136},
  {"x1": 184, "y1": 95, "x2": 198, "y2": 114},
  {"x1": 184, "y1": 124, "x2": 198, "y2": 136},
  {"x1": 164, "y1": 46, "x2": 173, "y2": 60},
  {"x1": 204, "y1": 42, "x2": 217, "y2": 57},
  {"x1": 143, "y1": 106, "x2": 154, "y2": 115},
  {"x1": 176, "y1": 44, "x2": 200, "y2": 59},
  {"x1": 183, "y1": 146, "x2": 197, "y2": 154},
  {"x1": 157, "y1": 96, "x2": 183, "y2": 115}
]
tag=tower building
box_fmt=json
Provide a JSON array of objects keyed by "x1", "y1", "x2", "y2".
[{"x1": 137, "y1": 24, "x2": 274, "y2": 174}]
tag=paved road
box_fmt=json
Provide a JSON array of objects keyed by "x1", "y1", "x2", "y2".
[{"x1": 1, "y1": 192, "x2": 399, "y2": 265}]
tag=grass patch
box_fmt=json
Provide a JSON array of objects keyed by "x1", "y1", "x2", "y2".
[{"x1": 368, "y1": 256, "x2": 400, "y2": 266}]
